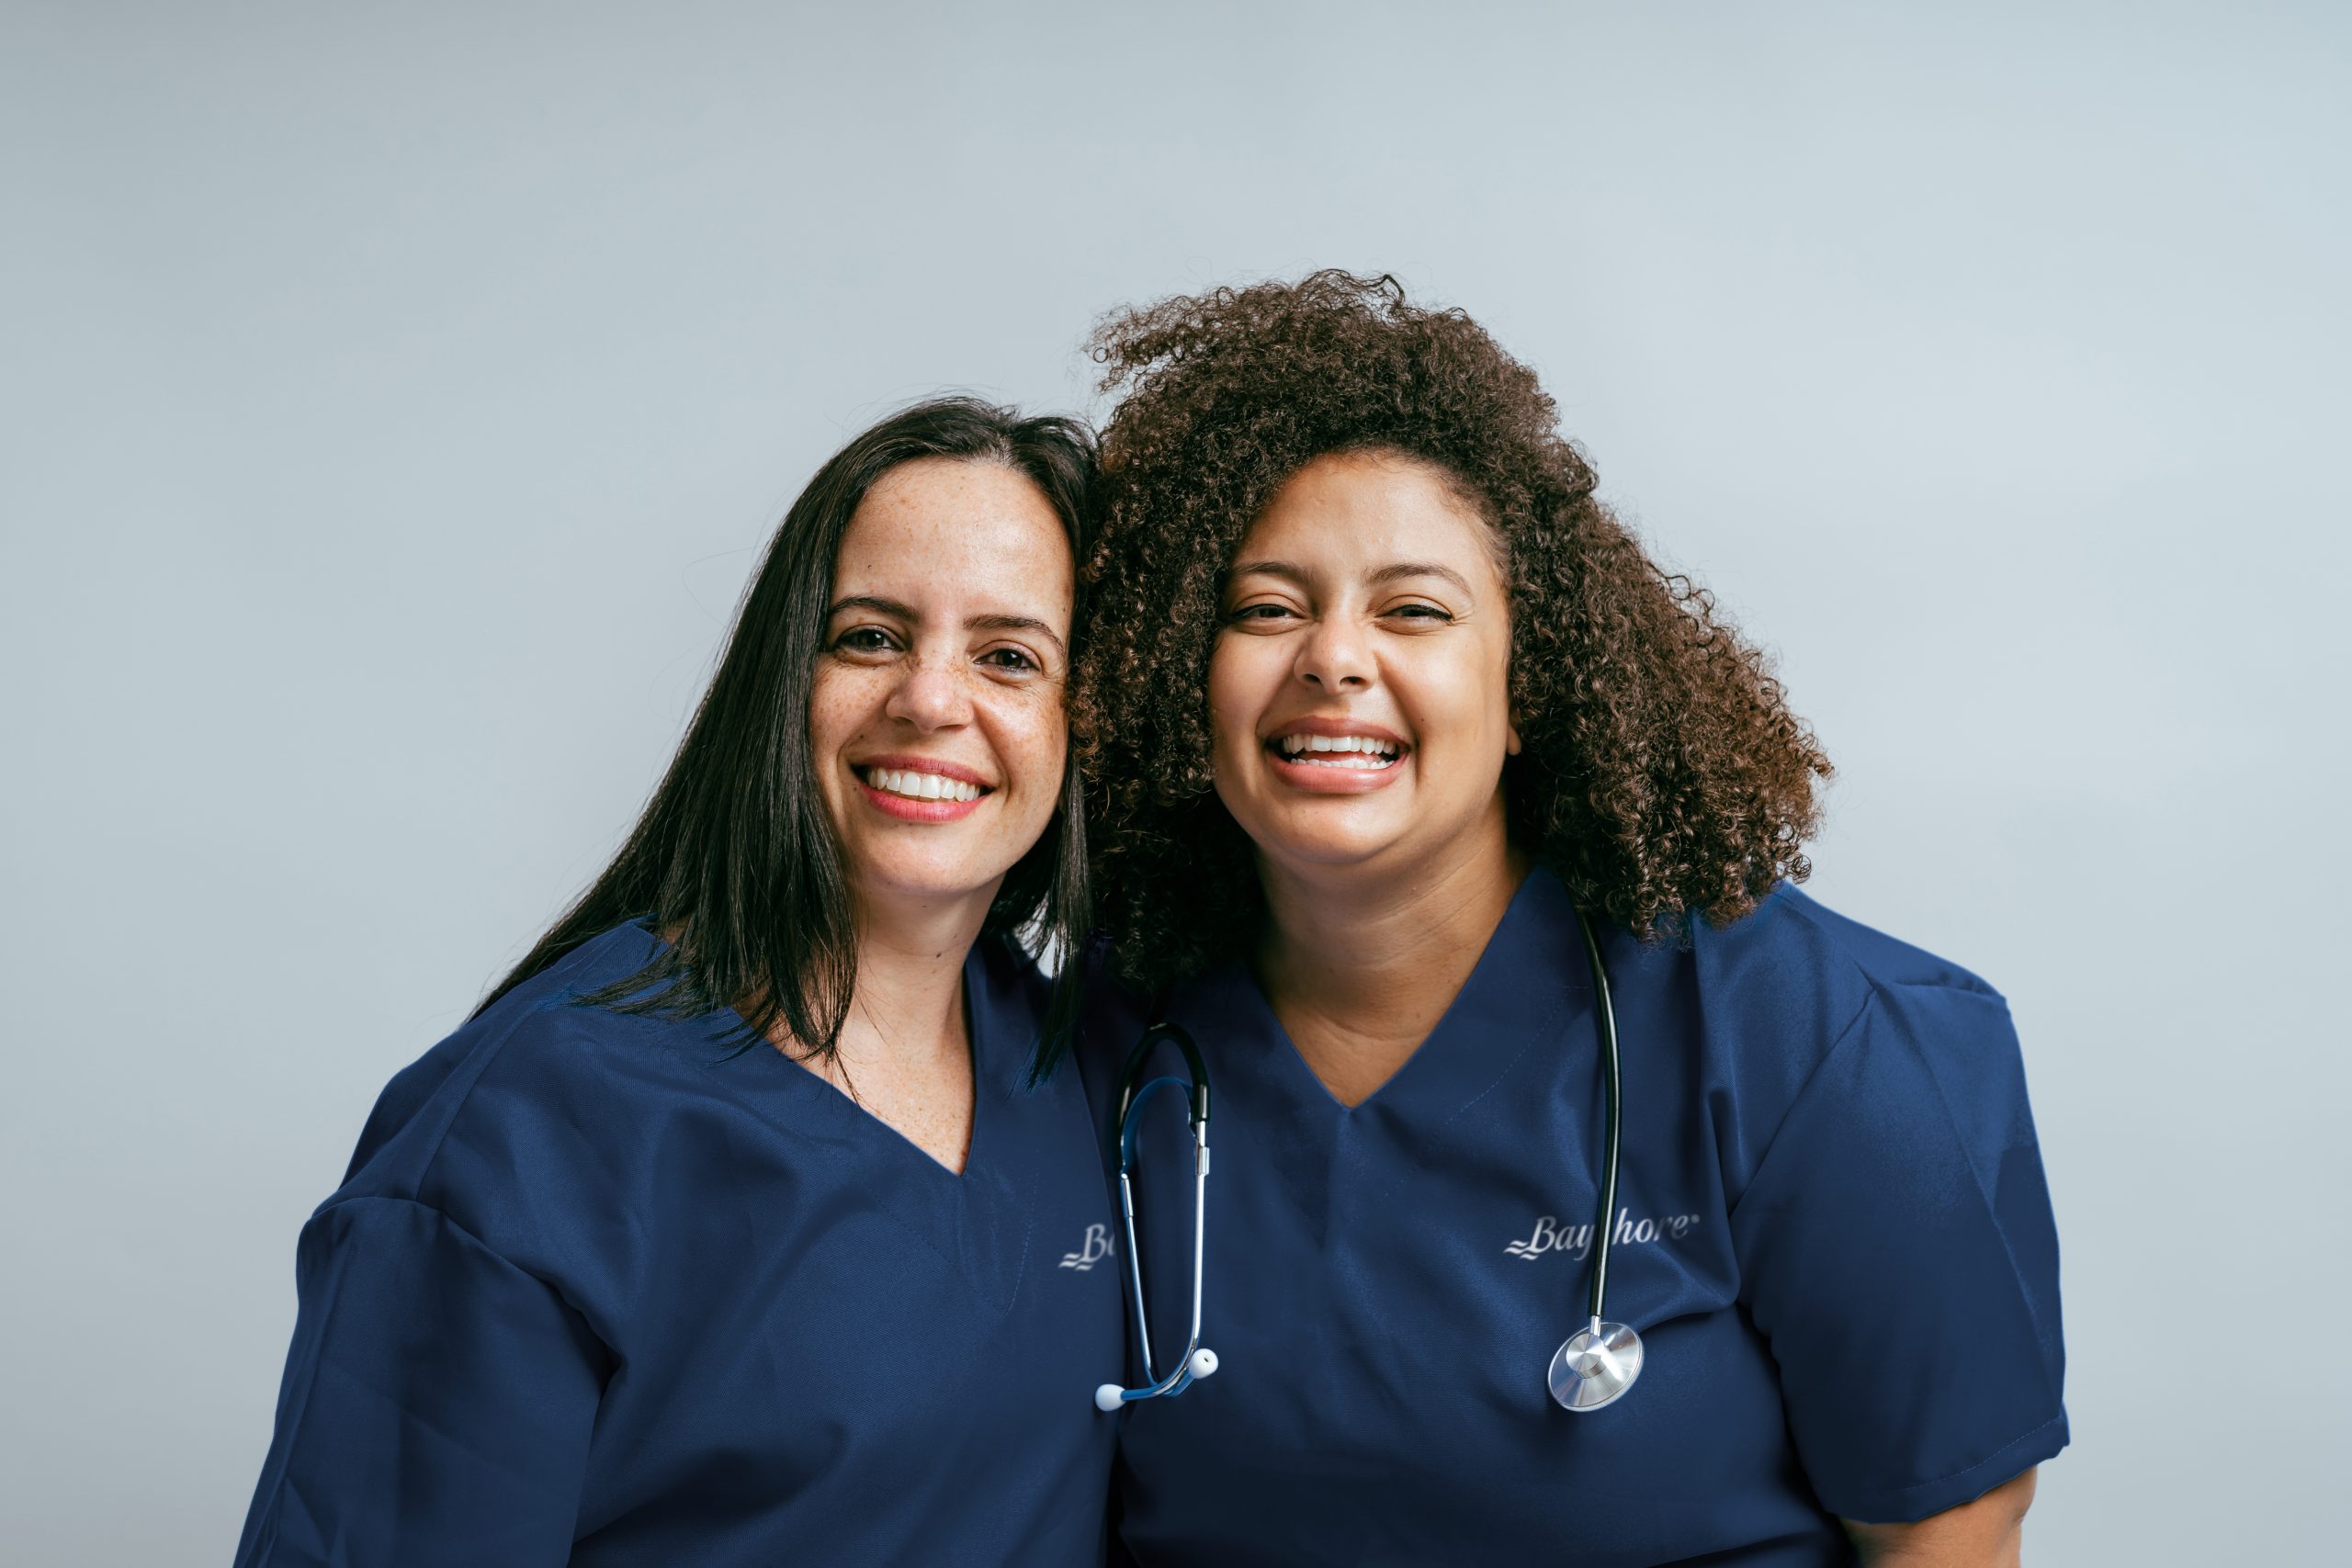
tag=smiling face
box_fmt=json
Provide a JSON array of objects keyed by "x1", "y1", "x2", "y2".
[
  {"x1": 1208, "y1": 450, "x2": 1519, "y2": 882},
  {"x1": 809, "y1": 457, "x2": 1074, "y2": 914}
]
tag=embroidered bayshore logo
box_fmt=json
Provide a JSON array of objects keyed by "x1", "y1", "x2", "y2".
[
  {"x1": 1505, "y1": 1210, "x2": 1701, "y2": 1261},
  {"x1": 1059, "y1": 1223, "x2": 1114, "y2": 1271}
]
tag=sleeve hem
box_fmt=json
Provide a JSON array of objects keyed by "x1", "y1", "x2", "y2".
[{"x1": 1826, "y1": 1408, "x2": 2070, "y2": 1525}]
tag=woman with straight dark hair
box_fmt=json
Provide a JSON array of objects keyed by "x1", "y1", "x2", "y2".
[{"x1": 234, "y1": 398, "x2": 1122, "y2": 1567}]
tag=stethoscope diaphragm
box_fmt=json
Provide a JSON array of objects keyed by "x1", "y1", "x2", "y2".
[{"x1": 1548, "y1": 1318, "x2": 1644, "y2": 1411}]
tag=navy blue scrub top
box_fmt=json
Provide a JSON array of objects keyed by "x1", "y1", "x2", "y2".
[
  {"x1": 1081, "y1": 869, "x2": 2067, "y2": 1567},
  {"x1": 236, "y1": 923, "x2": 1121, "y2": 1568}
]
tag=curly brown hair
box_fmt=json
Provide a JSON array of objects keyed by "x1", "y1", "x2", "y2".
[{"x1": 1073, "y1": 271, "x2": 1831, "y2": 993}]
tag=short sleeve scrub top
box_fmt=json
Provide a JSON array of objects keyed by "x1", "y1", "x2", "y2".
[
  {"x1": 1081, "y1": 868, "x2": 2068, "y2": 1567},
  {"x1": 237, "y1": 923, "x2": 1122, "y2": 1568}
]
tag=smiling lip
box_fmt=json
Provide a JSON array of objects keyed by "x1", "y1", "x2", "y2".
[
  {"x1": 1261, "y1": 716, "x2": 1411, "y2": 795},
  {"x1": 852, "y1": 754, "x2": 994, "y2": 822}
]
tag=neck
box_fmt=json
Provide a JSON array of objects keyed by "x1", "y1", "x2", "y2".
[
  {"x1": 1252, "y1": 798, "x2": 1528, "y2": 1105},
  {"x1": 773, "y1": 879, "x2": 996, "y2": 1176},
  {"x1": 828, "y1": 882, "x2": 995, "y2": 1076}
]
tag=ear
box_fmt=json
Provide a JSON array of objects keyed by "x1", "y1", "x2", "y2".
[{"x1": 1507, "y1": 710, "x2": 1524, "y2": 757}]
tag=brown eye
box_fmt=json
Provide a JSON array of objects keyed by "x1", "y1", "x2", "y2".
[
  {"x1": 835, "y1": 627, "x2": 897, "y2": 654},
  {"x1": 980, "y1": 647, "x2": 1039, "y2": 673}
]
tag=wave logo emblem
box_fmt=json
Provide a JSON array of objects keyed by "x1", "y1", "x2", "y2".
[
  {"x1": 1058, "y1": 1223, "x2": 1114, "y2": 1272},
  {"x1": 1505, "y1": 1215, "x2": 1591, "y2": 1261}
]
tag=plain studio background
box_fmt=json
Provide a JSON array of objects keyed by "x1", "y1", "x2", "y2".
[{"x1": 4, "y1": 2, "x2": 2344, "y2": 1561}]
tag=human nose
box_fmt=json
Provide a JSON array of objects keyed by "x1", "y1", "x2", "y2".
[
  {"x1": 883, "y1": 653, "x2": 974, "y2": 730},
  {"x1": 1293, "y1": 614, "x2": 1374, "y2": 693}
]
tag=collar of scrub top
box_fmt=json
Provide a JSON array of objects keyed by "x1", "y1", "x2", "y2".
[
  {"x1": 1090, "y1": 902, "x2": 1644, "y2": 1416},
  {"x1": 1093, "y1": 1021, "x2": 1221, "y2": 1412}
]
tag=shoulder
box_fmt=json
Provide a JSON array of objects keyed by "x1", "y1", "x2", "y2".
[
  {"x1": 1751, "y1": 882, "x2": 2002, "y2": 998},
  {"x1": 1749, "y1": 888, "x2": 2040, "y2": 1157},
  {"x1": 332, "y1": 921, "x2": 727, "y2": 1227},
  {"x1": 972, "y1": 930, "x2": 1052, "y2": 1032},
  {"x1": 285, "y1": 923, "x2": 726, "y2": 1343},
  {"x1": 1683, "y1": 879, "x2": 2001, "y2": 1011},
  {"x1": 1738, "y1": 885, "x2": 2024, "y2": 1080},
  {"x1": 1062, "y1": 942, "x2": 1157, "y2": 1124},
  {"x1": 967, "y1": 930, "x2": 1077, "y2": 1094},
  {"x1": 1656, "y1": 883, "x2": 2027, "y2": 1177}
]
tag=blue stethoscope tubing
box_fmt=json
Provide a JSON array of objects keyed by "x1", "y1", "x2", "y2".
[
  {"x1": 1097, "y1": 908, "x2": 1642, "y2": 1415},
  {"x1": 1094, "y1": 1023, "x2": 1219, "y2": 1412}
]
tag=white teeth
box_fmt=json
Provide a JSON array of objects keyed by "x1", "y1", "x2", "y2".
[
  {"x1": 865, "y1": 768, "x2": 982, "y2": 802},
  {"x1": 1276, "y1": 733, "x2": 1399, "y2": 761}
]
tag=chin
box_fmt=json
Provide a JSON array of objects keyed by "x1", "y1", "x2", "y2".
[
  {"x1": 1252, "y1": 822, "x2": 1408, "y2": 871},
  {"x1": 849, "y1": 848, "x2": 1010, "y2": 907}
]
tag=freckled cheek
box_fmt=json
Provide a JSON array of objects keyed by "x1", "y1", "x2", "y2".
[
  {"x1": 807, "y1": 669, "x2": 888, "y2": 761},
  {"x1": 984, "y1": 689, "x2": 1069, "y2": 809}
]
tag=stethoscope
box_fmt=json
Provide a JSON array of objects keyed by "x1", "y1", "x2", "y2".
[
  {"x1": 1093, "y1": 908, "x2": 1643, "y2": 1415},
  {"x1": 1092, "y1": 1022, "x2": 1221, "y2": 1412}
]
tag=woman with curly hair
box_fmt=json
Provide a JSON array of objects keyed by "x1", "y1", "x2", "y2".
[{"x1": 1072, "y1": 275, "x2": 2066, "y2": 1566}]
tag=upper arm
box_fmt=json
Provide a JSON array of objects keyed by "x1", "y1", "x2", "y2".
[
  {"x1": 1730, "y1": 981, "x2": 2068, "y2": 1523},
  {"x1": 235, "y1": 1197, "x2": 609, "y2": 1568}
]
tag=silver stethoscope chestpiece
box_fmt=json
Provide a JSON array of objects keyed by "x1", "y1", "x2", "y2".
[{"x1": 1548, "y1": 1318, "x2": 1643, "y2": 1412}]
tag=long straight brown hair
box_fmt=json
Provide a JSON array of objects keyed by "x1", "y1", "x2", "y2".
[{"x1": 480, "y1": 396, "x2": 1095, "y2": 1071}]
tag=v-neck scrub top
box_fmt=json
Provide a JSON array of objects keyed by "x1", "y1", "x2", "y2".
[
  {"x1": 1080, "y1": 869, "x2": 2067, "y2": 1567},
  {"x1": 235, "y1": 923, "x2": 1121, "y2": 1568}
]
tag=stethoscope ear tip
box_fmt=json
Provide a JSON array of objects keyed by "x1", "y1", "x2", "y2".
[
  {"x1": 1094, "y1": 1383, "x2": 1126, "y2": 1413},
  {"x1": 1188, "y1": 1348, "x2": 1218, "y2": 1379}
]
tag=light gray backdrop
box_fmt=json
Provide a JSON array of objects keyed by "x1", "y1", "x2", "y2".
[{"x1": 5, "y1": 2, "x2": 2345, "y2": 1562}]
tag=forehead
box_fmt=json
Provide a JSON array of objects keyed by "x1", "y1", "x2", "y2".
[
  {"x1": 835, "y1": 457, "x2": 1074, "y2": 609},
  {"x1": 1238, "y1": 451, "x2": 1500, "y2": 580}
]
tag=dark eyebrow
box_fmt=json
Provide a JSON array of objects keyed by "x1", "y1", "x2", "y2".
[
  {"x1": 1226, "y1": 559, "x2": 1475, "y2": 596},
  {"x1": 1227, "y1": 558, "x2": 1309, "y2": 585},
  {"x1": 967, "y1": 613, "x2": 1068, "y2": 658},
  {"x1": 828, "y1": 596, "x2": 1066, "y2": 657},
  {"x1": 830, "y1": 593, "x2": 919, "y2": 621},
  {"x1": 1366, "y1": 560, "x2": 1475, "y2": 595}
]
